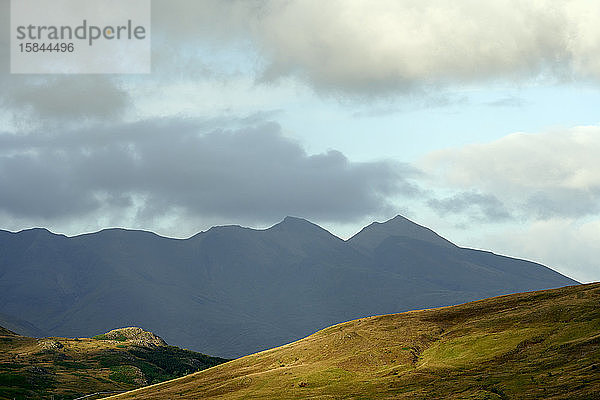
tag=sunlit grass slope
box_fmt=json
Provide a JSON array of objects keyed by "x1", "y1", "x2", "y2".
[
  {"x1": 106, "y1": 283, "x2": 599, "y2": 400},
  {"x1": 0, "y1": 328, "x2": 227, "y2": 400}
]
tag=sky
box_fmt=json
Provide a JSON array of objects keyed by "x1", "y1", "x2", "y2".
[{"x1": 0, "y1": 0, "x2": 599, "y2": 283}]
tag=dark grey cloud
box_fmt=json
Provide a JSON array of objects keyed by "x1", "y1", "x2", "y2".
[
  {"x1": 0, "y1": 117, "x2": 417, "y2": 224},
  {"x1": 428, "y1": 192, "x2": 512, "y2": 222}
]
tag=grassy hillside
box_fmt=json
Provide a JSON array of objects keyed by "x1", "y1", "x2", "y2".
[
  {"x1": 0, "y1": 327, "x2": 227, "y2": 400},
  {"x1": 106, "y1": 283, "x2": 599, "y2": 400}
]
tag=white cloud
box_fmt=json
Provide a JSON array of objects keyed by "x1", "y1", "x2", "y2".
[
  {"x1": 152, "y1": 0, "x2": 600, "y2": 95},
  {"x1": 485, "y1": 218, "x2": 600, "y2": 283},
  {"x1": 421, "y1": 125, "x2": 600, "y2": 219},
  {"x1": 418, "y1": 124, "x2": 600, "y2": 283}
]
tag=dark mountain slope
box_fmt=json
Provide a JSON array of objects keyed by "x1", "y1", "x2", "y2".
[
  {"x1": 0, "y1": 312, "x2": 46, "y2": 338},
  {"x1": 0, "y1": 216, "x2": 577, "y2": 358}
]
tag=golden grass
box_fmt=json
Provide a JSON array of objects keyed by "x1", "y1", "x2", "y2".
[{"x1": 105, "y1": 283, "x2": 600, "y2": 400}]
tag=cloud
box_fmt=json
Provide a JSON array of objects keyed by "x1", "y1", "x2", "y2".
[
  {"x1": 485, "y1": 218, "x2": 600, "y2": 283},
  {"x1": 427, "y1": 191, "x2": 512, "y2": 222},
  {"x1": 421, "y1": 125, "x2": 600, "y2": 219},
  {"x1": 4, "y1": 1, "x2": 600, "y2": 100},
  {"x1": 418, "y1": 124, "x2": 600, "y2": 281},
  {"x1": 0, "y1": 1, "x2": 129, "y2": 122},
  {"x1": 0, "y1": 117, "x2": 417, "y2": 228},
  {"x1": 1, "y1": 76, "x2": 130, "y2": 121},
  {"x1": 5, "y1": 1, "x2": 599, "y2": 108},
  {"x1": 151, "y1": 0, "x2": 600, "y2": 95}
]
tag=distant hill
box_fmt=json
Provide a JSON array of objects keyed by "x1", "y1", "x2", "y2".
[
  {"x1": 0, "y1": 326, "x2": 227, "y2": 400},
  {"x1": 105, "y1": 283, "x2": 600, "y2": 400},
  {"x1": 0, "y1": 311, "x2": 46, "y2": 338},
  {"x1": 0, "y1": 215, "x2": 577, "y2": 358}
]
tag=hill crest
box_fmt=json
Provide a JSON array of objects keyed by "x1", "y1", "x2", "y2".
[
  {"x1": 106, "y1": 283, "x2": 599, "y2": 400},
  {"x1": 96, "y1": 327, "x2": 168, "y2": 347}
]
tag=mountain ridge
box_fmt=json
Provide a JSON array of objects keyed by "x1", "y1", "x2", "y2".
[
  {"x1": 0, "y1": 215, "x2": 578, "y2": 358},
  {"x1": 0, "y1": 215, "x2": 447, "y2": 243}
]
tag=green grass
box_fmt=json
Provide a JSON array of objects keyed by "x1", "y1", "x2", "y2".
[
  {"x1": 0, "y1": 372, "x2": 28, "y2": 387},
  {"x1": 420, "y1": 327, "x2": 547, "y2": 368},
  {"x1": 109, "y1": 366, "x2": 139, "y2": 385}
]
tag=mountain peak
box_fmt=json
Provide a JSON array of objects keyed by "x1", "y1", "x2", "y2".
[
  {"x1": 348, "y1": 215, "x2": 455, "y2": 250},
  {"x1": 270, "y1": 216, "x2": 323, "y2": 231},
  {"x1": 18, "y1": 227, "x2": 54, "y2": 235},
  {"x1": 283, "y1": 215, "x2": 311, "y2": 224},
  {"x1": 266, "y1": 216, "x2": 343, "y2": 246},
  {"x1": 385, "y1": 215, "x2": 411, "y2": 223}
]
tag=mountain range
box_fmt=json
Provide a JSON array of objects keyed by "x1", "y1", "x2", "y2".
[{"x1": 0, "y1": 215, "x2": 577, "y2": 358}]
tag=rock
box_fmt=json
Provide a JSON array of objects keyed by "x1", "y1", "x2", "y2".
[
  {"x1": 38, "y1": 339, "x2": 63, "y2": 351},
  {"x1": 102, "y1": 327, "x2": 167, "y2": 347}
]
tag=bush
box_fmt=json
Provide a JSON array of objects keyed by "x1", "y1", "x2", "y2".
[{"x1": 109, "y1": 366, "x2": 138, "y2": 385}]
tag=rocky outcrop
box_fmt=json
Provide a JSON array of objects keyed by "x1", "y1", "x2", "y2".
[
  {"x1": 102, "y1": 327, "x2": 167, "y2": 347},
  {"x1": 38, "y1": 339, "x2": 64, "y2": 351}
]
